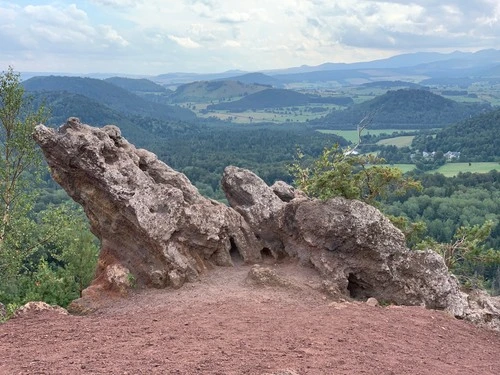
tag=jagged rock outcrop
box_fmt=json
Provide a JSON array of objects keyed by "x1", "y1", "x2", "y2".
[
  {"x1": 33, "y1": 118, "x2": 262, "y2": 311},
  {"x1": 222, "y1": 166, "x2": 468, "y2": 316}
]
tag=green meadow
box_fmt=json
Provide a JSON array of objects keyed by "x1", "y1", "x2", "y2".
[
  {"x1": 432, "y1": 162, "x2": 500, "y2": 177},
  {"x1": 376, "y1": 136, "x2": 415, "y2": 148}
]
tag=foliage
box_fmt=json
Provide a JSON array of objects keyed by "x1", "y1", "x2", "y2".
[
  {"x1": 416, "y1": 221, "x2": 500, "y2": 290},
  {"x1": 0, "y1": 67, "x2": 99, "y2": 309},
  {"x1": 0, "y1": 66, "x2": 48, "y2": 244},
  {"x1": 290, "y1": 143, "x2": 421, "y2": 204},
  {"x1": 411, "y1": 107, "x2": 500, "y2": 162}
]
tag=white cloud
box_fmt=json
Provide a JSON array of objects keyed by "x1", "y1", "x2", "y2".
[
  {"x1": 168, "y1": 35, "x2": 201, "y2": 48},
  {"x1": 2, "y1": 0, "x2": 500, "y2": 74},
  {"x1": 223, "y1": 40, "x2": 240, "y2": 47},
  {"x1": 217, "y1": 12, "x2": 250, "y2": 24},
  {"x1": 90, "y1": 0, "x2": 143, "y2": 8}
]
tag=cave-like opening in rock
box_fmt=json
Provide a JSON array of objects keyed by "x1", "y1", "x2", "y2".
[
  {"x1": 347, "y1": 273, "x2": 373, "y2": 299},
  {"x1": 261, "y1": 248, "x2": 273, "y2": 260},
  {"x1": 229, "y1": 237, "x2": 243, "y2": 264}
]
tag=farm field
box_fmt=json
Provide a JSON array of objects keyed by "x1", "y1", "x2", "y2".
[
  {"x1": 376, "y1": 135, "x2": 415, "y2": 148},
  {"x1": 432, "y1": 162, "x2": 500, "y2": 177},
  {"x1": 192, "y1": 103, "x2": 340, "y2": 124}
]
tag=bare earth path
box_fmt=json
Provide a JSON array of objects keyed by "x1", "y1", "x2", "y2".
[{"x1": 1, "y1": 260, "x2": 499, "y2": 375}]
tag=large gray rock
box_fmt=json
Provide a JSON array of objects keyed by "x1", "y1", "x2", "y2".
[
  {"x1": 222, "y1": 166, "x2": 467, "y2": 317},
  {"x1": 33, "y1": 119, "x2": 262, "y2": 311}
]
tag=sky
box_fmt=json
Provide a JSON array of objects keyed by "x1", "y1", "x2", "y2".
[{"x1": 1, "y1": 0, "x2": 500, "y2": 75}]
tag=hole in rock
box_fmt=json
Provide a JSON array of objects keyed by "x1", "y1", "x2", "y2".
[
  {"x1": 261, "y1": 248, "x2": 273, "y2": 258},
  {"x1": 347, "y1": 273, "x2": 373, "y2": 300},
  {"x1": 229, "y1": 237, "x2": 243, "y2": 265}
]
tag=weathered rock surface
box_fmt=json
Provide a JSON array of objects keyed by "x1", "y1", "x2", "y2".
[
  {"x1": 33, "y1": 118, "x2": 262, "y2": 311},
  {"x1": 222, "y1": 166, "x2": 470, "y2": 316},
  {"x1": 13, "y1": 302, "x2": 68, "y2": 318}
]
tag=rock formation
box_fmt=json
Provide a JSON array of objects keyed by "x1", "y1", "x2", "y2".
[
  {"x1": 33, "y1": 119, "x2": 499, "y2": 329},
  {"x1": 222, "y1": 166, "x2": 467, "y2": 317},
  {"x1": 34, "y1": 118, "x2": 262, "y2": 312}
]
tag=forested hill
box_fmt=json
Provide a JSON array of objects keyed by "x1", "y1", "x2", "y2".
[
  {"x1": 311, "y1": 89, "x2": 491, "y2": 129},
  {"x1": 207, "y1": 88, "x2": 310, "y2": 111},
  {"x1": 104, "y1": 77, "x2": 168, "y2": 93},
  {"x1": 206, "y1": 88, "x2": 354, "y2": 112},
  {"x1": 412, "y1": 107, "x2": 500, "y2": 161},
  {"x1": 169, "y1": 80, "x2": 269, "y2": 103},
  {"x1": 22, "y1": 76, "x2": 195, "y2": 121},
  {"x1": 29, "y1": 91, "x2": 152, "y2": 143}
]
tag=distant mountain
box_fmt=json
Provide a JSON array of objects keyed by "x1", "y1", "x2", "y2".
[
  {"x1": 263, "y1": 49, "x2": 500, "y2": 87},
  {"x1": 105, "y1": 77, "x2": 168, "y2": 93},
  {"x1": 312, "y1": 89, "x2": 492, "y2": 129},
  {"x1": 412, "y1": 107, "x2": 500, "y2": 162},
  {"x1": 23, "y1": 76, "x2": 195, "y2": 121},
  {"x1": 169, "y1": 80, "x2": 269, "y2": 103}
]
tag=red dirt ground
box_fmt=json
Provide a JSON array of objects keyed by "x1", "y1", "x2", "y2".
[{"x1": 1, "y1": 260, "x2": 499, "y2": 375}]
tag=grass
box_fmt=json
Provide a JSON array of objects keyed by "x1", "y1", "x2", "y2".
[
  {"x1": 432, "y1": 162, "x2": 500, "y2": 177},
  {"x1": 376, "y1": 136, "x2": 415, "y2": 148}
]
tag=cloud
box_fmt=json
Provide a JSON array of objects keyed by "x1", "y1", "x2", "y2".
[
  {"x1": 168, "y1": 35, "x2": 201, "y2": 48},
  {"x1": 90, "y1": 0, "x2": 143, "y2": 8},
  {"x1": 217, "y1": 12, "x2": 250, "y2": 24},
  {"x1": 2, "y1": 0, "x2": 500, "y2": 74},
  {"x1": 223, "y1": 40, "x2": 240, "y2": 47}
]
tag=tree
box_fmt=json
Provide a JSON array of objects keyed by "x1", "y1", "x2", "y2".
[
  {"x1": 0, "y1": 66, "x2": 48, "y2": 244},
  {"x1": 290, "y1": 143, "x2": 421, "y2": 204},
  {"x1": 0, "y1": 67, "x2": 99, "y2": 309},
  {"x1": 416, "y1": 220, "x2": 500, "y2": 289}
]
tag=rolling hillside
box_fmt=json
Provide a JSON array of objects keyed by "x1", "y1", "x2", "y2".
[
  {"x1": 104, "y1": 77, "x2": 168, "y2": 93},
  {"x1": 169, "y1": 80, "x2": 269, "y2": 103},
  {"x1": 206, "y1": 88, "x2": 310, "y2": 111},
  {"x1": 312, "y1": 89, "x2": 492, "y2": 129},
  {"x1": 23, "y1": 76, "x2": 195, "y2": 121}
]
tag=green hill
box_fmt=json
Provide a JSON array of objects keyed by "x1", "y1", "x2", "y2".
[
  {"x1": 23, "y1": 76, "x2": 195, "y2": 121},
  {"x1": 105, "y1": 77, "x2": 168, "y2": 93},
  {"x1": 312, "y1": 89, "x2": 491, "y2": 129},
  {"x1": 29, "y1": 91, "x2": 159, "y2": 145},
  {"x1": 207, "y1": 88, "x2": 311, "y2": 111},
  {"x1": 169, "y1": 80, "x2": 269, "y2": 103},
  {"x1": 412, "y1": 107, "x2": 500, "y2": 161}
]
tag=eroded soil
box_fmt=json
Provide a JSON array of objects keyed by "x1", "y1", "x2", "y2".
[{"x1": 1, "y1": 260, "x2": 499, "y2": 375}]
